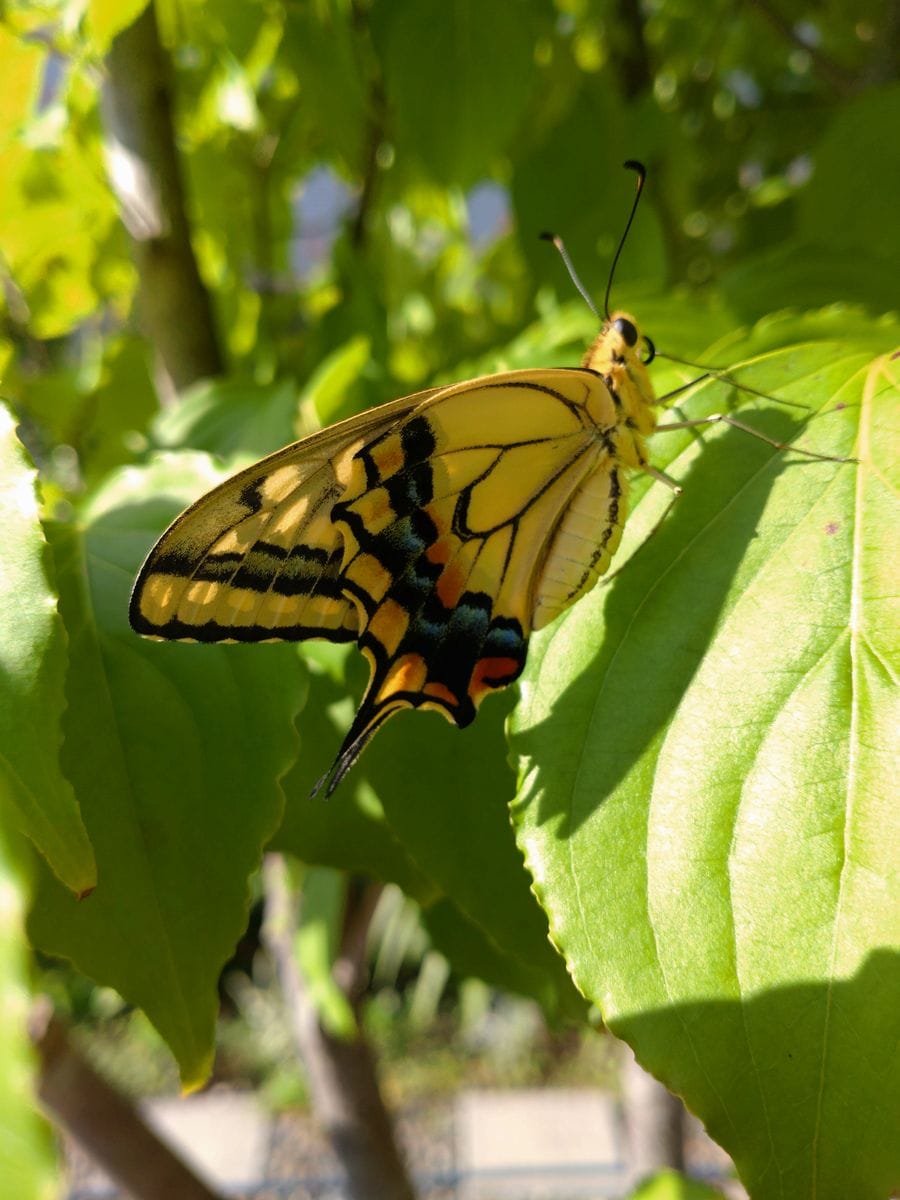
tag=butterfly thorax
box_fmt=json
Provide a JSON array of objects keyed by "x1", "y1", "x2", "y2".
[{"x1": 582, "y1": 310, "x2": 657, "y2": 471}]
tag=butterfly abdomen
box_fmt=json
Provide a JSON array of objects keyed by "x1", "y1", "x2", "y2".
[{"x1": 531, "y1": 464, "x2": 629, "y2": 629}]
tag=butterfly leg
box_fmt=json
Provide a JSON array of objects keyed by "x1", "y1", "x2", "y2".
[
  {"x1": 644, "y1": 464, "x2": 682, "y2": 495},
  {"x1": 656, "y1": 368, "x2": 809, "y2": 412},
  {"x1": 655, "y1": 413, "x2": 853, "y2": 463}
]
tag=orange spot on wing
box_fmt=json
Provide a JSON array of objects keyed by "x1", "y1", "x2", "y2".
[
  {"x1": 426, "y1": 537, "x2": 453, "y2": 566},
  {"x1": 367, "y1": 599, "x2": 409, "y2": 657},
  {"x1": 436, "y1": 563, "x2": 466, "y2": 608},
  {"x1": 469, "y1": 656, "x2": 522, "y2": 703},
  {"x1": 376, "y1": 653, "x2": 428, "y2": 702},
  {"x1": 423, "y1": 681, "x2": 459, "y2": 707}
]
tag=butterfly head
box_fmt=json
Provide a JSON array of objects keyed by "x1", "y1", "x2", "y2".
[{"x1": 583, "y1": 310, "x2": 657, "y2": 406}]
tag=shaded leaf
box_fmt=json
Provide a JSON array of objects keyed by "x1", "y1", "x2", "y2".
[
  {"x1": 799, "y1": 83, "x2": 900, "y2": 269},
  {"x1": 273, "y1": 655, "x2": 437, "y2": 907},
  {"x1": 368, "y1": 696, "x2": 584, "y2": 1019},
  {"x1": 152, "y1": 378, "x2": 300, "y2": 463},
  {"x1": 374, "y1": 0, "x2": 536, "y2": 185},
  {"x1": 279, "y1": 653, "x2": 583, "y2": 1017},
  {"x1": 28, "y1": 456, "x2": 306, "y2": 1086}
]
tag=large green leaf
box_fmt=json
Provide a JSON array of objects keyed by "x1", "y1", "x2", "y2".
[
  {"x1": 272, "y1": 651, "x2": 438, "y2": 905},
  {"x1": 27, "y1": 456, "x2": 307, "y2": 1086},
  {"x1": 510, "y1": 334, "x2": 899, "y2": 1198},
  {"x1": 0, "y1": 404, "x2": 95, "y2": 895}
]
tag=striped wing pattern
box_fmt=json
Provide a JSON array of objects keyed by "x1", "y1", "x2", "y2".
[
  {"x1": 131, "y1": 362, "x2": 644, "y2": 794},
  {"x1": 130, "y1": 396, "x2": 434, "y2": 645},
  {"x1": 323, "y1": 374, "x2": 612, "y2": 790}
]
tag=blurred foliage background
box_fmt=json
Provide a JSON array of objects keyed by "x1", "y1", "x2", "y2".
[
  {"x1": 1, "y1": 0, "x2": 898, "y2": 1196},
  {"x1": 4, "y1": 0, "x2": 898, "y2": 502}
]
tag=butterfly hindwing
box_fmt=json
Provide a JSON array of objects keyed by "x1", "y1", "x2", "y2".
[{"x1": 318, "y1": 369, "x2": 619, "y2": 791}]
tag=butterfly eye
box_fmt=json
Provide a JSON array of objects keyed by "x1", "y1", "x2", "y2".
[
  {"x1": 641, "y1": 336, "x2": 656, "y2": 365},
  {"x1": 613, "y1": 317, "x2": 638, "y2": 347}
]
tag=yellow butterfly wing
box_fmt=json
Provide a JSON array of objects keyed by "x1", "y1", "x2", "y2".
[{"x1": 130, "y1": 384, "x2": 445, "y2": 644}]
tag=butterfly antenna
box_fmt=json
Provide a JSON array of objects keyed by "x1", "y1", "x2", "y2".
[
  {"x1": 603, "y1": 160, "x2": 647, "y2": 321},
  {"x1": 540, "y1": 231, "x2": 599, "y2": 318}
]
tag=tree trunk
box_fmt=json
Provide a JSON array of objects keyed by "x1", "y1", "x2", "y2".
[
  {"x1": 621, "y1": 1041, "x2": 686, "y2": 1184},
  {"x1": 102, "y1": 2, "x2": 223, "y2": 397},
  {"x1": 262, "y1": 855, "x2": 418, "y2": 1200}
]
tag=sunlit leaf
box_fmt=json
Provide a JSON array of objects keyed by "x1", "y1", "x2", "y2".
[
  {"x1": 511, "y1": 336, "x2": 900, "y2": 1198},
  {"x1": 86, "y1": 0, "x2": 149, "y2": 55},
  {"x1": 0, "y1": 404, "x2": 95, "y2": 894}
]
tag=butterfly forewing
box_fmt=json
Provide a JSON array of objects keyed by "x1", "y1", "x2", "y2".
[{"x1": 129, "y1": 400, "x2": 427, "y2": 643}]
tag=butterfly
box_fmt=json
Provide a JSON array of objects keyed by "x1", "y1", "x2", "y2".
[
  {"x1": 130, "y1": 162, "x2": 835, "y2": 795},
  {"x1": 130, "y1": 303, "x2": 658, "y2": 792}
]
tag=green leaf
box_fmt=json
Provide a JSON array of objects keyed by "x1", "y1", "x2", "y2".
[
  {"x1": 277, "y1": 651, "x2": 582, "y2": 1016},
  {"x1": 299, "y1": 334, "x2": 372, "y2": 429},
  {"x1": 28, "y1": 455, "x2": 307, "y2": 1086},
  {"x1": 511, "y1": 335, "x2": 899, "y2": 1198},
  {"x1": 86, "y1": 0, "x2": 150, "y2": 55},
  {"x1": 0, "y1": 825, "x2": 59, "y2": 1200},
  {"x1": 368, "y1": 697, "x2": 584, "y2": 1018},
  {"x1": 280, "y1": 2, "x2": 368, "y2": 170},
  {"x1": 0, "y1": 404, "x2": 96, "y2": 895},
  {"x1": 513, "y1": 82, "x2": 666, "y2": 295},
  {"x1": 374, "y1": 0, "x2": 536, "y2": 185},
  {"x1": 629, "y1": 1170, "x2": 727, "y2": 1200},
  {"x1": 0, "y1": 26, "x2": 43, "y2": 134},
  {"x1": 721, "y1": 244, "x2": 900, "y2": 322},
  {"x1": 273, "y1": 656, "x2": 437, "y2": 906},
  {"x1": 421, "y1": 896, "x2": 570, "y2": 1004},
  {"x1": 799, "y1": 83, "x2": 900, "y2": 269},
  {"x1": 1, "y1": 129, "x2": 118, "y2": 339},
  {"x1": 151, "y1": 377, "x2": 300, "y2": 462}
]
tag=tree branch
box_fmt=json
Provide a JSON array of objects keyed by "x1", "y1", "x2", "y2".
[
  {"x1": 611, "y1": 0, "x2": 654, "y2": 100},
  {"x1": 621, "y1": 1042, "x2": 686, "y2": 1182},
  {"x1": 32, "y1": 1001, "x2": 225, "y2": 1200},
  {"x1": 261, "y1": 856, "x2": 417, "y2": 1200}
]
